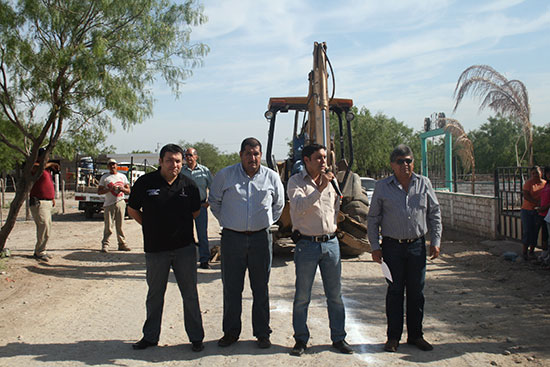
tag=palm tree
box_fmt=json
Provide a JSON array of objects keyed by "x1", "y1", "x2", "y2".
[
  {"x1": 441, "y1": 118, "x2": 476, "y2": 194},
  {"x1": 453, "y1": 65, "x2": 532, "y2": 166}
]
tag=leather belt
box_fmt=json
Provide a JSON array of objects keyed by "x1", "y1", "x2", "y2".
[
  {"x1": 300, "y1": 233, "x2": 337, "y2": 243},
  {"x1": 224, "y1": 228, "x2": 267, "y2": 235},
  {"x1": 383, "y1": 236, "x2": 423, "y2": 244}
]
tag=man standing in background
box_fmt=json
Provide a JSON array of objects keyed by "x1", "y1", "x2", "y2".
[
  {"x1": 29, "y1": 147, "x2": 59, "y2": 261},
  {"x1": 182, "y1": 147, "x2": 213, "y2": 269},
  {"x1": 98, "y1": 159, "x2": 131, "y2": 252}
]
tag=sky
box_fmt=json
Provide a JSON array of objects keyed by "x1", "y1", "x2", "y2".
[{"x1": 105, "y1": 0, "x2": 550, "y2": 159}]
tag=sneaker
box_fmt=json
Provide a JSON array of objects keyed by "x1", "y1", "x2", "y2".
[
  {"x1": 33, "y1": 253, "x2": 52, "y2": 262},
  {"x1": 118, "y1": 244, "x2": 131, "y2": 251},
  {"x1": 101, "y1": 245, "x2": 109, "y2": 253},
  {"x1": 199, "y1": 262, "x2": 210, "y2": 269}
]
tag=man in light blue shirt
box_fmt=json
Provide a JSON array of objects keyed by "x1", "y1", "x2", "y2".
[
  {"x1": 209, "y1": 137, "x2": 284, "y2": 349},
  {"x1": 182, "y1": 147, "x2": 213, "y2": 269}
]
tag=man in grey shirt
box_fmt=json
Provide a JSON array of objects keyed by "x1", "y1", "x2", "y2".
[{"x1": 367, "y1": 144, "x2": 442, "y2": 353}]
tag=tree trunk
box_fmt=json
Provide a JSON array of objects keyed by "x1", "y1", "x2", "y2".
[{"x1": 0, "y1": 161, "x2": 34, "y2": 251}]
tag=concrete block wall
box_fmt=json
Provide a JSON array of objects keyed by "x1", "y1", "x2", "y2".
[{"x1": 436, "y1": 191, "x2": 498, "y2": 239}]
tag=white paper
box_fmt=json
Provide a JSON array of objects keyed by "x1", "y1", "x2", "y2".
[{"x1": 381, "y1": 261, "x2": 393, "y2": 282}]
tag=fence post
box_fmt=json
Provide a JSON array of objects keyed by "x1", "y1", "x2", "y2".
[{"x1": 61, "y1": 179, "x2": 66, "y2": 214}]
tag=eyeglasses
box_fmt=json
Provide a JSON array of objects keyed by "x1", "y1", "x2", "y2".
[
  {"x1": 395, "y1": 158, "x2": 413, "y2": 165},
  {"x1": 184, "y1": 153, "x2": 194, "y2": 157}
]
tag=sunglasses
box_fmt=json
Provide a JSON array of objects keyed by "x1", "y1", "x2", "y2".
[
  {"x1": 395, "y1": 158, "x2": 413, "y2": 165},
  {"x1": 184, "y1": 153, "x2": 195, "y2": 157}
]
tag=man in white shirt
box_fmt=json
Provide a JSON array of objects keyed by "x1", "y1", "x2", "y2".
[{"x1": 98, "y1": 159, "x2": 131, "y2": 252}]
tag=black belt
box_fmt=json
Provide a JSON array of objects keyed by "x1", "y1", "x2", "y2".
[
  {"x1": 224, "y1": 227, "x2": 267, "y2": 235},
  {"x1": 300, "y1": 233, "x2": 337, "y2": 243},
  {"x1": 383, "y1": 236, "x2": 424, "y2": 244}
]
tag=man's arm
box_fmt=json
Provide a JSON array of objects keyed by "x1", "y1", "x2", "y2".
[
  {"x1": 128, "y1": 207, "x2": 142, "y2": 225},
  {"x1": 208, "y1": 169, "x2": 225, "y2": 220},
  {"x1": 366, "y1": 184, "x2": 383, "y2": 263},
  {"x1": 287, "y1": 176, "x2": 322, "y2": 214},
  {"x1": 271, "y1": 174, "x2": 285, "y2": 222},
  {"x1": 425, "y1": 178, "x2": 442, "y2": 259},
  {"x1": 192, "y1": 209, "x2": 200, "y2": 219}
]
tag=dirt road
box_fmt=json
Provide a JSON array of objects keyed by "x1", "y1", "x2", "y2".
[{"x1": 1, "y1": 195, "x2": 549, "y2": 366}]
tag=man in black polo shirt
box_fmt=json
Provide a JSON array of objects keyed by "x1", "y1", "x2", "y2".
[{"x1": 128, "y1": 143, "x2": 205, "y2": 352}]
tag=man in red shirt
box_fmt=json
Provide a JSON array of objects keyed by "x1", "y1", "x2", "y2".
[{"x1": 29, "y1": 148, "x2": 59, "y2": 261}]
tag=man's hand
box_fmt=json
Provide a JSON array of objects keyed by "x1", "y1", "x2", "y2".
[
  {"x1": 371, "y1": 249, "x2": 383, "y2": 264},
  {"x1": 201, "y1": 202, "x2": 210, "y2": 208},
  {"x1": 429, "y1": 245, "x2": 440, "y2": 260},
  {"x1": 318, "y1": 171, "x2": 333, "y2": 192}
]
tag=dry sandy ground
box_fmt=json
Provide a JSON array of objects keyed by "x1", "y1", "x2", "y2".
[{"x1": 1, "y1": 194, "x2": 550, "y2": 367}]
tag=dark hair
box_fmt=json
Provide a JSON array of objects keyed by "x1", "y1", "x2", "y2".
[
  {"x1": 531, "y1": 166, "x2": 541, "y2": 172},
  {"x1": 302, "y1": 144, "x2": 326, "y2": 160},
  {"x1": 159, "y1": 144, "x2": 184, "y2": 159},
  {"x1": 390, "y1": 144, "x2": 413, "y2": 162},
  {"x1": 240, "y1": 137, "x2": 262, "y2": 153}
]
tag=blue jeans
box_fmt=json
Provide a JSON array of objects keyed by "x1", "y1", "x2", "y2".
[
  {"x1": 292, "y1": 237, "x2": 346, "y2": 344},
  {"x1": 382, "y1": 237, "x2": 426, "y2": 341},
  {"x1": 220, "y1": 228, "x2": 272, "y2": 338},
  {"x1": 143, "y1": 245, "x2": 204, "y2": 343},
  {"x1": 195, "y1": 206, "x2": 210, "y2": 263}
]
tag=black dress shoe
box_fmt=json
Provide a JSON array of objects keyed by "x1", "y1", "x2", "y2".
[
  {"x1": 218, "y1": 334, "x2": 239, "y2": 347},
  {"x1": 332, "y1": 340, "x2": 354, "y2": 354},
  {"x1": 290, "y1": 341, "x2": 307, "y2": 356},
  {"x1": 407, "y1": 337, "x2": 433, "y2": 351},
  {"x1": 384, "y1": 339, "x2": 399, "y2": 352},
  {"x1": 199, "y1": 262, "x2": 210, "y2": 269},
  {"x1": 191, "y1": 341, "x2": 204, "y2": 352},
  {"x1": 257, "y1": 336, "x2": 271, "y2": 349},
  {"x1": 132, "y1": 338, "x2": 158, "y2": 350}
]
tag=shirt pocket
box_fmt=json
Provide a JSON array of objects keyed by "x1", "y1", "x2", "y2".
[{"x1": 409, "y1": 193, "x2": 427, "y2": 209}]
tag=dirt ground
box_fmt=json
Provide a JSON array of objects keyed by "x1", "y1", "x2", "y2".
[{"x1": 1, "y1": 193, "x2": 549, "y2": 367}]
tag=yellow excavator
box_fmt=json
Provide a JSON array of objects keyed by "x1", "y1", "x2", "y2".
[{"x1": 264, "y1": 42, "x2": 370, "y2": 256}]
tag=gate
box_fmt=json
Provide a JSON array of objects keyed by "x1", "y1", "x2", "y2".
[{"x1": 495, "y1": 167, "x2": 530, "y2": 241}]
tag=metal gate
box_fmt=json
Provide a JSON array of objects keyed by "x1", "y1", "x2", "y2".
[{"x1": 495, "y1": 167, "x2": 530, "y2": 241}]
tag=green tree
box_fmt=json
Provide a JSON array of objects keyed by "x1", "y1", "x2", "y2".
[
  {"x1": 469, "y1": 116, "x2": 522, "y2": 171},
  {"x1": 0, "y1": 0, "x2": 209, "y2": 251},
  {"x1": 180, "y1": 140, "x2": 240, "y2": 174},
  {"x1": 331, "y1": 107, "x2": 415, "y2": 177},
  {"x1": 533, "y1": 123, "x2": 550, "y2": 166}
]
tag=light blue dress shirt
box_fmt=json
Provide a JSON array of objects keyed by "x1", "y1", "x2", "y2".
[
  {"x1": 182, "y1": 163, "x2": 213, "y2": 202},
  {"x1": 367, "y1": 172, "x2": 442, "y2": 251},
  {"x1": 208, "y1": 163, "x2": 285, "y2": 232}
]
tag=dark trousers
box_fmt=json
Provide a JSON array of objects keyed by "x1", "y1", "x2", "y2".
[
  {"x1": 220, "y1": 228, "x2": 272, "y2": 339},
  {"x1": 521, "y1": 209, "x2": 549, "y2": 250},
  {"x1": 143, "y1": 245, "x2": 204, "y2": 343},
  {"x1": 382, "y1": 237, "x2": 426, "y2": 341}
]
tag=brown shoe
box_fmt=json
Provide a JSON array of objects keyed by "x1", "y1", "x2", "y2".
[
  {"x1": 384, "y1": 339, "x2": 399, "y2": 352},
  {"x1": 407, "y1": 337, "x2": 433, "y2": 351},
  {"x1": 218, "y1": 334, "x2": 239, "y2": 347},
  {"x1": 118, "y1": 244, "x2": 131, "y2": 251}
]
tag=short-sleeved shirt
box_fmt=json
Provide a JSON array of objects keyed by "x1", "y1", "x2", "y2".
[
  {"x1": 182, "y1": 163, "x2": 213, "y2": 202},
  {"x1": 521, "y1": 178, "x2": 546, "y2": 211},
  {"x1": 30, "y1": 170, "x2": 55, "y2": 200},
  {"x1": 128, "y1": 170, "x2": 201, "y2": 253},
  {"x1": 99, "y1": 172, "x2": 129, "y2": 207}
]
